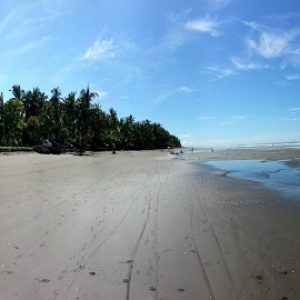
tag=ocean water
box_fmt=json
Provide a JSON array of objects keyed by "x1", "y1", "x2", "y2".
[{"x1": 203, "y1": 160, "x2": 300, "y2": 199}]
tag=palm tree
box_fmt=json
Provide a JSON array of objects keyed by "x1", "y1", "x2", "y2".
[
  {"x1": 78, "y1": 87, "x2": 98, "y2": 153},
  {"x1": 0, "y1": 92, "x2": 4, "y2": 144},
  {"x1": 11, "y1": 85, "x2": 25, "y2": 101},
  {"x1": 107, "y1": 108, "x2": 120, "y2": 149},
  {"x1": 3, "y1": 98, "x2": 25, "y2": 145},
  {"x1": 120, "y1": 114, "x2": 134, "y2": 149},
  {"x1": 62, "y1": 92, "x2": 77, "y2": 143},
  {"x1": 89, "y1": 103, "x2": 107, "y2": 149},
  {"x1": 48, "y1": 87, "x2": 62, "y2": 144},
  {"x1": 23, "y1": 87, "x2": 47, "y2": 120}
]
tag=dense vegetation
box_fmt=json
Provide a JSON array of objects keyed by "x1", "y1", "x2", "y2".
[{"x1": 0, "y1": 85, "x2": 181, "y2": 151}]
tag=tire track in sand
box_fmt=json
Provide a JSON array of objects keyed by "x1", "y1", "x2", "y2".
[
  {"x1": 190, "y1": 197, "x2": 216, "y2": 300},
  {"x1": 192, "y1": 183, "x2": 239, "y2": 299}
]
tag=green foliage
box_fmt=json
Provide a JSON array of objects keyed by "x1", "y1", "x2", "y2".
[
  {"x1": 0, "y1": 92, "x2": 4, "y2": 144},
  {"x1": 0, "y1": 85, "x2": 181, "y2": 150},
  {"x1": 25, "y1": 116, "x2": 41, "y2": 145},
  {"x1": 3, "y1": 98, "x2": 25, "y2": 145}
]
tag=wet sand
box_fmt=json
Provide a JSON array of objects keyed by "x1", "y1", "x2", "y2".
[{"x1": 1, "y1": 149, "x2": 300, "y2": 300}]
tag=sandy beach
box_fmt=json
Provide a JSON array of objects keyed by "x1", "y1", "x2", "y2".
[{"x1": 1, "y1": 149, "x2": 300, "y2": 300}]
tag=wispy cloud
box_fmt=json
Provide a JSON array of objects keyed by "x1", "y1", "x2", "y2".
[
  {"x1": 17, "y1": 36, "x2": 56, "y2": 54},
  {"x1": 285, "y1": 74, "x2": 300, "y2": 81},
  {"x1": 277, "y1": 73, "x2": 300, "y2": 87},
  {"x1": 180, "y1": 133, "x2": 192, "y2": 138},
  {"x1": 280, "y1": 117, "x2": 300, "y2": 121},
  {"x1": 185, "y1": 16, "x2": 221, "y2": 37},
  {"x1": 81, "y1": 39, "x2": 117, "y2": 62},
  {"x1": 244, "y1": 21, "x2": 300, "y2": 64},
  {"x1": 219, "y1": 115, "x2": 248, "y2": 127},
  {"x1": 95, "y1": 89, "x2": 108, "y2": 100},
  {"x1": 153, "y1": 93, "x2": 170, "y2": 106},
  {"x1": 204, "y1": 65, "x2": 235, "y2": 79},
  {"x1": 266, "y1": 13, "x2": 300, "y2": 21},
  {"x1": 0, "y1": 1, "x2": 63, "y2": 41},
  {"x1": 246, "y1": 32, "x2": 294, "y2": 59},
  {"x1": 178, "y1": 86, "x2": 192, "y2": 93},
  {"x1": 149, "y1": 9, "x2": 192, "y2": 54},
  {"x1": 288, "y1": 107, "x2": 300, "y2": 113},
  {"x1": 231, "y1": 57, "x2": 269, "y2": 71},
  {"x1": 206, "y1": 0, "x2": 233, "y2": 11},
  {"x1": 152, "y1": 85, "x2": 195, "y2": 108},
  {"x1": 204, "y1": 56, "x2": 269, "y2": 80},
  {"x1": 197, "y1": 115, "x2": 213, "y2": 121}
]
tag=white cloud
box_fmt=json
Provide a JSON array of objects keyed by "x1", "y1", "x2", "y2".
[
  {"x1": 81, "y1": 39, "x2": 117, "y2": 62},
  {"x1": 95, "y1": 90, "x2": 108, "y2": 99},
  {"x1": 231, "y1": 57, "x2": 269, "y2": 71},
  {"x1": 0, "y1": 1, "x2": 63, "y2": 40},
  {"x1": 185, "y1": 17, "x2": 221, "y2": 37},
  {"x1": 205, "y1": 65, "x2": 235, "y2": 79},
  {"x1": 246, "y1": 32, "x2": 293, "y2": 58},
  {"x1": 17, "y1": 36, "x2": 56, "y2": 53},
  {"x1": 244, "y1": 21, "x2": 300, "y2": 62},
  {"x1": 197, "y1": 115, "x2": 213, "y2": 121},
  {"x1": 288, "y1": 107, "x2": 300, "y2": 113},
  {"x1": 152, "y1": 10, "x2": 191, "y2": 52},
  {"x1": 204, "y1": 56, "x2": 269, "y2": 80},
  {"x1": 154, "y1": 93, "x2": 170, "y2": 106},
  {"x1": 178, "y1": 86, "x2": 192, "y2": 93},
  {"x1": 243, "y1": 20, "x2": 260, "y2": 31},
  {"x1": 161, "y1": 28, "x2": 187, "y2": 50},
  {"x1": 285, "y1": 74, "x2": 300, "y2": 81}
]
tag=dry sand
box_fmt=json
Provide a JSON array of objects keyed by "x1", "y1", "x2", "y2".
[{"x1": 0, "y1": 149, "x2": 300, "y2": 300}]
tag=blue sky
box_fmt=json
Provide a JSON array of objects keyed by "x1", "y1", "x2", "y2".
[{"x1": 1, "y1": 0, "x2": 300, "y2": 146}]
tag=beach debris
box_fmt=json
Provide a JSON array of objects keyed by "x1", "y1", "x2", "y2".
[
  {"x1": 73, "y1": 265, "x2": 85, "y2": 273},
  {"x1": 260, "y1": 288, "x2": 271, "y2": 293},
  {"x1": 149, "y1": 286, "x2": 157, "y2": 291},
  {"x1": 5, "y1": 270, "x2": 13, "y2": 275},
  {"x1": 255, "y1": 274, "x2": 263, "y2": 281},
  {"x1": 279, "y1": 270, "x2": 288, "y2": 275},
  {"x1": 89, "y1": 271, "x2": 96, "y2": 276},
  {"x1": 122, "y1": 279, "x2": 129, "y2": 283},
  {"x1": 38, "y1": 278, "x2": 50, "y2": 283},
  {"x1": 177, "y1": 288, "x2": 185, "y2": 292}
]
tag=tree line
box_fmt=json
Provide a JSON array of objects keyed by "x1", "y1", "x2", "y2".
[{"x1": 0, "y1": 85, "x2": 181, "y2": 151}]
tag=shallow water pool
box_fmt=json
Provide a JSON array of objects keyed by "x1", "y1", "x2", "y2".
[{"x1": 203, "y1": 160, "x2": 300, "y2": 199}]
